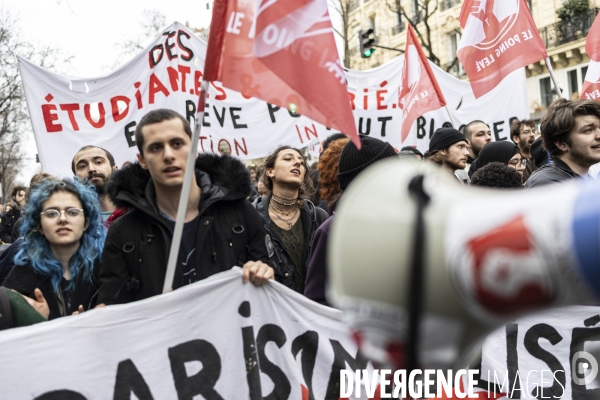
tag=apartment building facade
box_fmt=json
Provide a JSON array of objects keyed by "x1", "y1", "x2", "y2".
[{"x1": 345, "y1": 0, "x2": 600, "y2": 119}]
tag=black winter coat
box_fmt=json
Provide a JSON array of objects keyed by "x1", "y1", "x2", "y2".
[
  {"x1": 98, "y1": 154, "x2": 274, "y2": 305},
  {"x1": 525, "y1": 158, "x2": 579, "y2": 188},
  {"x1": 3, "y1": 261, "x2": 100, "y2": 320},
  {"x1": 254, "y1": 195, "x2": 328, "y2": 289},
  {"x1": 0, "y1": 208, "x2": 21, "y2": 244}
]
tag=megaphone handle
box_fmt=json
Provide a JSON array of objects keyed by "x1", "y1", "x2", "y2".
[{"x1": 406, "y1": 175, "x2": 431, "y2": 374}]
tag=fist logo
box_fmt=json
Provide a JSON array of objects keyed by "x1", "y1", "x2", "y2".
[{"x1": 463, "y1": 0, "x2": 520, "y2": 50}]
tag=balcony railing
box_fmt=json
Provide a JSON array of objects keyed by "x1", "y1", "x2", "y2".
[
  {"x1": 392, "y1": 22, "x2": 405, "y2": 35},
  {"x1": 440, "y1": 0, "x2": 461, "y2": 11},
  {"x1": 538, "y1": 8, "x2": 599, "y2": 50}
]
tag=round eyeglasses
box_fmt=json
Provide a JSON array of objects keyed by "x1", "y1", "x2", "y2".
[{"x1": 40, "y1": 208, "x2": 84, "y2": 220}]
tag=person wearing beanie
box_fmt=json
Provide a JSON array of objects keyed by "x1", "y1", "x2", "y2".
[
  {"x1": 304, "y1": 136, "x2": 397, "y2": 306},
  {"x1": 400, "y1": 146, "x2": 423, "y2": 160},
  {"x1": 427, "y1": 128, "x2": 470, "y2": 181}
]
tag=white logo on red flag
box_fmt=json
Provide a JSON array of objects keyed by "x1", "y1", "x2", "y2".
[
  {"x1": 398, "y1": 25, "x2": 446, "y2": 143},
  {"x1": 457, "y1": 0, "x2": 547, "y2": 98},
  {"x1": 205, "y1": 0, "x2": 360, "y2": 148}
]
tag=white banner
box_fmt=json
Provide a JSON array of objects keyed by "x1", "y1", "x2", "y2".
[
  {"x1": 480, "y1": 306, "x2": 600, "y2": 400},
  {"x1": 19, "y1": 22, "x2": 530, "y2": 178},
  {"x1": 0, "y1": 269, "x2": 380, "y2": 399}
]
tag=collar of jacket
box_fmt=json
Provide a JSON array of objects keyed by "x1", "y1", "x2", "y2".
[
  {"x1": 548, "y1": 157, "x2": 580, "y2": 177},
  {"x1": 105, "y1": 153, "x2": 252, "y2": 222}
]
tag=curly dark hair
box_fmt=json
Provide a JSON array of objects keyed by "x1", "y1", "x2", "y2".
[
  {"x1": 318, "y1": 137, "x2": 349, "y2": 203},
  {"x1": 261, "y1": 146, "x2": 314, "y2": 200},
  {"x1": 540, "y1": 99, "x2": 600, "y2": 157},
  {"x1": 470, "y1": 162, "x2": 523, "y2": 188}
]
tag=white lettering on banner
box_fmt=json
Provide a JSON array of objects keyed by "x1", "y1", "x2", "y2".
[
  {"x1": 0, "y1": 269, "x2": 380, "y2": 399},
  {"x1": 19, "y1": 22, "x2": 530, "y2": 178}
]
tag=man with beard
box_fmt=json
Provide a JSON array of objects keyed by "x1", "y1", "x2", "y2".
[
  {"x1": 464, "y1": 120, "x2": 492, "y2": 176},
  {"x1": 71, "y1": 146, "x2": 118, "y2": 221},
  {"x1": 510, "y1": 119, "x2": 537, "y2": 182},
  {"x1": 427, "y1": 128, "x2": 470, "y2": 182},
  {"x1": 526, "y1": 99, "x2": 600, "y2": 187}
]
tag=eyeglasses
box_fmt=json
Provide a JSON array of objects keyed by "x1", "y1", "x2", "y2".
[
  {"x1": 40, "y1": 208, "x2": 84, "y2": 220},
  {"x1": 507, "y1": 159, "x2": 528, "y2": 168}
]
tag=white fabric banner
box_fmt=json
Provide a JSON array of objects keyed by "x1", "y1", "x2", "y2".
[
  {"x1": 0, "y1": 269, "x2": 379, "y2": 399},
  {"x1": 480, "y1": 306, "x2": 600, "y2": 400},
  {"x1": 19, "y1": 22, "x2": 530, "y2": 178}
]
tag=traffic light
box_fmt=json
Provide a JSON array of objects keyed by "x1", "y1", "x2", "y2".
[{"x1": 359, "y1": 29, "x2": 376, "y2": 58}]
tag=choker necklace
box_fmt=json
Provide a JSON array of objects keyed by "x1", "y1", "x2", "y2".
[
  {"x1": 270, "y1": 205, "x2": 299, "y2": 229},
  {"x1": 272, "y1": 194, "x2": 298, "y2": 206},
  {"x1": 269, "y1": 203, "x2": 298, "y2": 217}
]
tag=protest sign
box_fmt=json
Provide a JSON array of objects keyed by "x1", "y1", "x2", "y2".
[
  {"x1": 19, "y1": 22, "x2": 529, "y2": 178},
  {"x1": 0, "y1": 269, "x2": 380, "y2": 399},
  {"x1": 479, "y1": 306, "x2": 600, "y2": 400}
]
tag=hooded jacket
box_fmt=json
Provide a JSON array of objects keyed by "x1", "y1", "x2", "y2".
[
  {"x1": 254, "y1": 195, "x2": 328, "y2": 289},
  {"x1": 98, "y1": 154, "x2": 273, "y2": 305}
]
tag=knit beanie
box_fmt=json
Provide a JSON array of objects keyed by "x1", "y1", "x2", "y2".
[
  {"x1": 428, "y1": 128, "x2": 467, "y2": 155},
  {"x1": 336, "y1": 136, "x2": 398, "y2": 190}
]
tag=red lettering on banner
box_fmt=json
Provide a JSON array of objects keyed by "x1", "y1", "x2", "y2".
[
  {"x1": 148, "y1": 73, "x2": 170, "y2": 104},
  {"x1": 111, "y1": 96, "x2": 130, "y2": 122},
  {"x1": 234, "y1": 138, "x2": 248, "y2": 156},
  {"x1": 42, "y1": 94, "x2": 62, "y2": 133},
  {"x1": 363, "y1": 88, "x2": 369, "y2": 110},
  {"x1": 348, "y1": 92, "x2": 356, "y2": 110},
  {"x1": 194, "y1": 71, "x2": 203, "y2": 97},
  {"x1": 167, "y1": 66, "x2": 180, "y2": 91},
  {"x1": 59, "y1": 103, "x2": 81, "y2": 131},
  {"x1": 295, "y1": 123, "x2": 318, "y2": 144},
  {"x1": 376, "y1": 82, "x2": 388, "y2": 111},
  {"x1": 178, "y1": 65, "x2": 191, "y2": 93},
  {"x1": 84, "y1": 103, "x2": 106, "y2": 128},
  {"x1": 134, "y1": 82, "x2": 143, "y2": 109},
  {"x1": 211, "y1": 81, "x2": 227, "y2": 101}
]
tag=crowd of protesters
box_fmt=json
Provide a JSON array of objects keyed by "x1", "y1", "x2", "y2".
[{"x1": 0, "y1": 97, "x2": 599, "y2": 328}]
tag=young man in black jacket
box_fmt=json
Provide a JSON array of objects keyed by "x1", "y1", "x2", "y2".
[
  {"x1": 526, "y1": 99, "x2": 600, "y2": 187},
  {"x1": 0, "y1": 186, "x2": 26, "y2": 244},
  {"x1": 98, "y1": 109, "x2": 274, "y2": 305}
]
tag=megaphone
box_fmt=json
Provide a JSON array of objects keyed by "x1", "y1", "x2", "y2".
[{"x1": 328, "y1": 159, "x2": 600, "y2": 370}]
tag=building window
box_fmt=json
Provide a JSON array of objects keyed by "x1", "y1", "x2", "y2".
[
  {"x1": 440, "y1": 0, "x2": 461, "y2": 11},
  {"x1": 392, "y1": 10, "x2": 405, "y2": 35},
  {"x1": 568, "y1": 69, "x2": 579, "y2": 99},
  {"x1": 527, "y1": 0, "x2": 532, "y2": 12},
  {"x1": 582, "y1": 66, "x2": 589, "y2": 83},
  {"x1": 447, "y1": 31, "x2": 464, "y2": 76},
  {"x1": 348, "y1": 0, "x2": 360, "y2": 12},
  {"x1": 540, "y1": 77, "x2": 553, "y2": 108}
]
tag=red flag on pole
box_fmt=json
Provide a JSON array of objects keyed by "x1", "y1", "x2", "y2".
[
  {"x1": 580, "y1": 12, "x2": 600, "y2": 100},
  {"x1": 399, "y1": 25, "x2": 447, "y2": 143},
  {"x1": 204, "y1": 0, "x2": 360, "y2": 148},
  {"x1": 457, "y1": 0, "x2": 547, "y2": 98}
]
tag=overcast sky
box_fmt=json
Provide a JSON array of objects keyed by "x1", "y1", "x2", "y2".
[{"x1": 5, "y1": 0, "x2": 213, "y2": 184}]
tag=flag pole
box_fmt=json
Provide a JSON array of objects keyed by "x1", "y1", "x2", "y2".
[
  {"x1": 444, "y1": 105, "x2": 456, "y2": 127},
  {"x1": 162, "y1": 80, "x2": 209, "y2": 294},
  {"x1": 544, "y1": 57, "x2": 567, "y2": 100}
]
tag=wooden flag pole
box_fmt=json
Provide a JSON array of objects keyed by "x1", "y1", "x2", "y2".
[
  {"x1": 162, "y1": 80, "x2": 210, "y2": 294},
  {"x1": 545, "y1": 57, "x2": 568, "y2": 100}
]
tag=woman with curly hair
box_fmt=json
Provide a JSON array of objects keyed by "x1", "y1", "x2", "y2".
[
  {"x1": 316, "y1": 136, "x2": 349, "y2": 212},
  {"x1": 3, "y1": 179, "x2": 105, "y2": 319},
  {"x1": 253, "y1": 146, "x2": 329, "y2": 293}
]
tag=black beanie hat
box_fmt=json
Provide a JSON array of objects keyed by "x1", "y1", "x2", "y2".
[
  {"x1": 428, "y1": 128, "x2": 467, "y2": 155},
  {"x1": 337, "y1": 136, "x2": 397, "y2": 190}
]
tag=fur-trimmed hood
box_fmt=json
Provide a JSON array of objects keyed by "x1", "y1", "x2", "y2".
[{"x1": 106, "y1": 154, "x2": 251, "y2": 211}]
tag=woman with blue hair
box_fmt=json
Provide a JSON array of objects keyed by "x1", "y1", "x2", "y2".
[{"x1": 3, "y1": 178, "x2": 106, "y2": 319}]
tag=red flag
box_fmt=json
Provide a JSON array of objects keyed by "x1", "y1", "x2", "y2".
[
  {"x1": 204, "y1": 0, "x2": 360, "y2": 148},
  {"x1": 399, "y1": 25, "x2": 446, "y2": 143},
  {"x1": 581, "y1": 13, "x2": 600, "y2": 100},
  {"x1": 457, "y1": 0, "x2": 547, "y2": 98}
]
